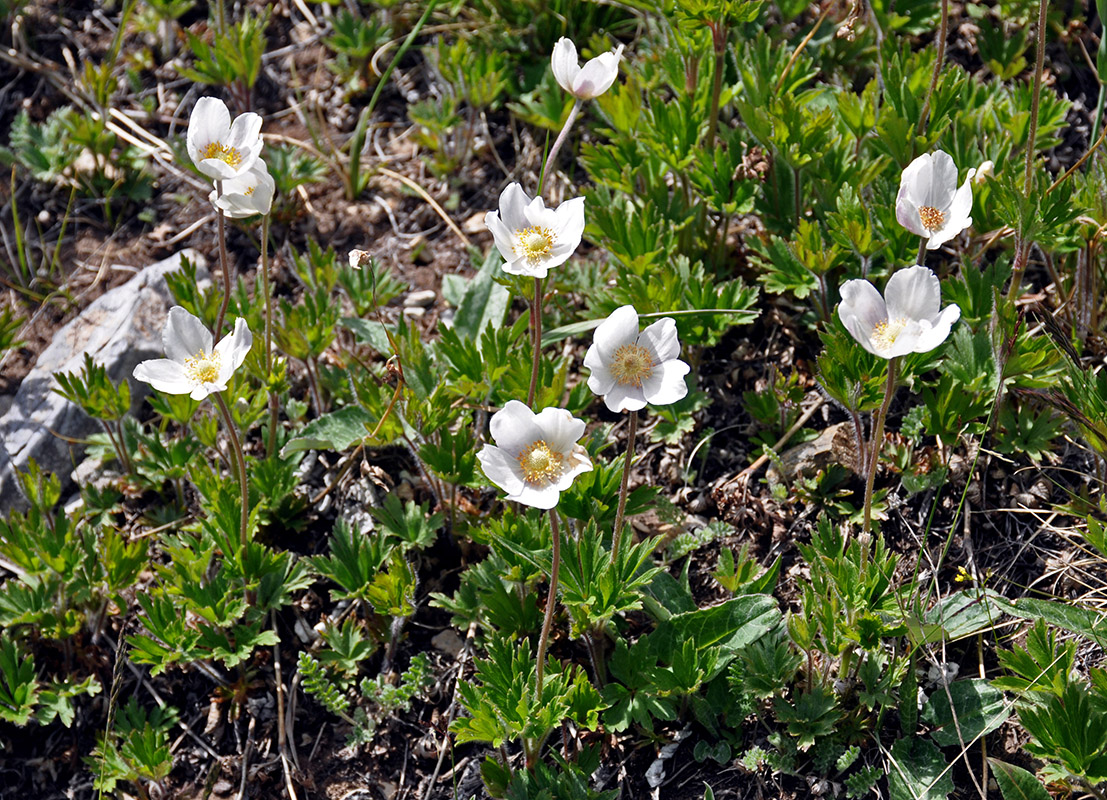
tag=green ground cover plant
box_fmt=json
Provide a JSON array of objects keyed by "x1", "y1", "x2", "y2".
[{"x1": 2, "y1": 0, "x2": 1107, "y2": 798}]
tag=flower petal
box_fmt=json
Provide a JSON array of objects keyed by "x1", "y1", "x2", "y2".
[
  {"x1": 884, "y1": 265, "x2": 941, "y2": 323},
  {"x1": 533, "y1": 406, "x2": 586, "y2": 455},
  {"x1": 506, "y1": 482, "x2": 560, "y2": 509},
  {"x1": 592, "y1": 305, "x2": 639, "y2": 362},
  {"x1": 214, "y1": 317, "x2": 253, "y2": 384},
  {"x1": 133, "y1": 359, "x2": 194, "y2": 395},
  {"x1": 187, "y1": 97, "x2": 230, "y2": 165},
  {"x1": 910, "y1": 303, "x2": 961, "y2": 353},
  {"x1": 573, "y1": 48, "x2": 621, "y2": 99},
  {"x1": 554, "y1": 444, "x2": 593, "y2": 489},
  {"x1": 485, "y1": 211, "x2": 516, "y2": 265},
  {"x1": 638, "y1": 316, "x2": 680, "y2": 363},
  {"x1": 926, "y1": 170, "x2": 974, "y2": 250},
  {"x1": 496, "y1": 183, "x2": 531, "y2": 231},
  {"x1": 164, "y1": 306, "x2": 212, "y2": 362},
  {"x1": 489, "y1": 400, "x2": 545, "y2": 457},
  {"x1": 583, "y1": 348, "x2": 617, "y2": 395},
  {"x1": 926, "y1": 150, "x2": 959, "y2": 210},
  {"x1": 640, "y1": 359, "x2": 690, "y2": 407},
  {"x1": 603, "y1": 382, "x2": 647, "y2": 413},
  {"x1": 226, "y1": 111, "x2": 262, "y2": 151},
  {"x1": 838, "y1": 279, "x2": 886, "y2": 354},
  {"x1": 478, "y1": 444, "x2": 526, "y2": 496},
  {"x1": 550, "y1": 37, "x2": 580, "y2": 95},
  {"x1": 549, "y1": 196, "x2": 585, "y2": 255}
]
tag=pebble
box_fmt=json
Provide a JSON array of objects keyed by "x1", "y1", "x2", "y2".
[
  {"x1": 403, "y1": 306, "x2": 426, "y2": 319},
  {"x1": 404, "y1": 289, "x2": 436, "y2": 307}
]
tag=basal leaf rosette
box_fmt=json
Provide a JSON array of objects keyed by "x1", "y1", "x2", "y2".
[{"x1": 477, "y1": 400, "x2": 592, "y2": 509}]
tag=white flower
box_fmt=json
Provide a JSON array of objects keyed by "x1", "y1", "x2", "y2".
[
  {"x1": 485, "y1": 183, "x2": 585, "y2": 278},
  {"x1": 838, "y1": 265, "x2": 960, "y2": 359},
  {"x1": 477, "y1": 400, "x2": 593, "y2": 509},
  {"x1": 583, "y1": 305, "x2": 690, "y2": 413},
  {"x1": 186, "y1": 96, "x2": 264, "y2": 181},
  {"x1": 895, "y1": 151, "x2": 975, "y2": 250},
  {"x1": 133, "y1": 307, "x2": 253, "y2": 401},
  {"x1": 551, "y1": 37, "x2": 624, "y2": 100},
  {"x1": 209, "y1": 160, "x2": 275, "y2": 218}
]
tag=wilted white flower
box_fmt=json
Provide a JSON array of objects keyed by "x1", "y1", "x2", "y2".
[
  {"x1": 551, "y1": 37, "x2": 624, "y2": 100},
  {"x1": 838, "y1": 265, "x2": 960, "y2": 359},
  {"x1": 349, "y1": 249, "x2": 372, "y2": 269},
  {"x1": 973, "y1": 160, "x2": 994, "y2": 185},
  {"x1": 133, "y1": 307, "x2": 253, "y2": 401},
  {"x1": 895, "y1": 151, "x2": 975, "y2": 250},
  {"x1": 477, "y1": 400, "x2": 592, "y2": 509},
  {"x1": 209, "y1": 160, "x2": 275, "y2": 218},
  {"x1": 485, "y1": 183, "x2": 585, "y2": 278},
  {"x1": 584, "y1": 305, "x2": 690, "y2": 413},
  {"x1": 186, "y1": 96, "x2": 264, "y2": 181}
]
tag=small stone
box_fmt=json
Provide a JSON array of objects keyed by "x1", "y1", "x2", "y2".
[
  {"x1": 404, "y1": 289, "x2": 436, "y2": 308},
  {"x1": 431, "y1": 629, "x2": 464, "y2": 659},
  {"x1": 403, "y1": 306, "x2": 426, "y2": 319},
  {"x1": 462, "y1": 212, "x2": 486, "y2": 234}
]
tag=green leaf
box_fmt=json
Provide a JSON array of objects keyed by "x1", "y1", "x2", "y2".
[
  {"x1": 1000, "y1": 597, "x2": 1107, "y2": 649},
  {"x1": 888, "y1": 737, "x2": 954, "y2": 800},
  {"x1": 449, "y1": 247, "x2": 510, "y2": 342},
  {"x1": 921, "y1": 679, "x2": 1008, "y2": 748},
  {"x1": 647, "y1": 594, "x2": 780, "y2": 676},
  {"x1": 988, "y1": 759, "x2": 1051, "y2": 800},
  {"x1": 341, "y1": 317, "x2": 395, "y2": 354},
  {"x1": 281, "y1": 406, "x2": 378, "y2": 457}
]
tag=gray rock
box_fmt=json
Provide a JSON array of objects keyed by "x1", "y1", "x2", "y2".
[{"x1": 0, "y1": 250, "x2": 204, "y2": 513}]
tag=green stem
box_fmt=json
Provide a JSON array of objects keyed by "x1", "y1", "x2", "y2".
[
  {"x1": 214, "y1": 392, "x2": 250, "y2": 550},
  {"x1": 915, "y1": 0, "x2": 948, "y2": 137},
  {"x1": 535, "y1": 510, "x2": 562, "y2": 703},
  {"x1": 260, "y1": 214, "x2": 278, "y2": 458},
  {"x1": 863, "y1": 358, "x2": 898, "y2": 536},
  {"x1": 1008, "y1": 0, "x2": 1048, "y2": 303},
  {"x1": 527, "y1": 278, "x2": 543, "y2": 408},
  {"x1": 539, "y1": 100, "x2": 581, "y2": 200},
  {"x1": 611, "y1": 409, "x2": 638, "y2": 565},
  {"x1": 214, "y1": 187, "x2": 231, "y2": 342},
  {"x1": 705, "y1": 23, "x2": 727, "y2": 153}
]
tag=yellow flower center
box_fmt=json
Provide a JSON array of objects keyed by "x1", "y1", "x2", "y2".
[
  {"x1": 184, "y1": 350, "x2": 222, "y2": 384},
  {"x1": 200, "y1": 141, "x2": 243, "y2": 168},
  {"x1": 871, "y1": 318, "x2": 908, "y2": 351},
  {"x1": 918, "y1": 206, "x2": 946, "y2": 231},
  {"x1": 517, "y1": 440, "x2": 563, "y2": 486},
  {"x1": 610, "y1": 343, "x2": 654, "y2": 387},
  {"x1": 514, "y1": 226, "x2": 555, "y2": 264}
]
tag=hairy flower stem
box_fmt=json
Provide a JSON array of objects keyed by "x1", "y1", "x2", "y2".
[
  {"x1": 215, "y1": 392, "x2": 250, "y2": 550},
  {"x1": 260, "y1": 214, "x2": 279, "y2": 457},
  {"x1": 863, "y1": 358, "x2": 898, "y2": 537},
  {"x1": 535, "y1": 510, "x2": 562, "y2": 702},
  {"x1": 1009, "y1": 0, "x2": 1049, "y2": 303},
  {"x1": 528, "y1": 278, "x2": 543, "y2": 407},
  {"x1": 705, "y1": 22, "x2": 728, "y2": 153},
  {"x1": 214, "y1": 193, "x2": 232, "y2": 343},
  {"x1": 539, "y1": 100, "x2": 581, "y2": 200},
  {"x1": 611, "y1": 409, "x2": 639, "y2": 565},
  {"x1": 916, "y1": 238, "x2": 928, "y2": 268}
]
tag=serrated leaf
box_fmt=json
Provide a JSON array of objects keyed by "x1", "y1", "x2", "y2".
[
  {"x1": 988, "y1": 759, "x2": 1051, "y2": 800},
  {"x1": 281, "y1": 406, "x2": 378, "y2": 457},
  {"x1": 449, "y1": 248, "x2": 510, "y2": 342}
]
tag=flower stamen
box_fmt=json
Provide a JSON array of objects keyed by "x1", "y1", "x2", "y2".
[
  {"x1": 871, "y1": 318, "x2": 908, "y2": 351},
  {"x1": 184, "y1": 350, "x2": 222, "y2": 384},
  {"x1": 517, "y1": 440, "x2": 564, "y2": 486},
  {"x1": 610, "y1": 343, "x2": 654, "y2": 387},
  {"x1": 918, "y1": 206, "x2": 946, "y2": 231},
  {"x1": 200, "y1": 141, "x2": 244, "y2": 169},
  {"x1": 513, "y1": 226, "x2": 555, "y2": 265}
]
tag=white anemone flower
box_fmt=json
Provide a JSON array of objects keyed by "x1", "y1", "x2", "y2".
[
  {"x1": 186, "y1": 96, "x2": 264, "y2": 181},
  {"x1": 209, "y1": 160, "x2": 275, "y2": 218},
  {"x1": 584, "y1": 305, "x2": 690, "y2": 413},
  {"x1": 551, "y1": 37, "x2": 624, "y2": 100},
  {"x1": 477, "y1": 400, "x2": 593, "y2": 509},
  {"x1": 895, "y1": 151, "x2": 975, "y2": 250},
  {"x1": 485, "y1": 183, "x2": 585, "y2": 278},
  {"x1": 133, "y1": 307, "x2": 253, "y2": 401},
  {"x1": 838, "y1": 265, "x2": 960, "y2": 359}
]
